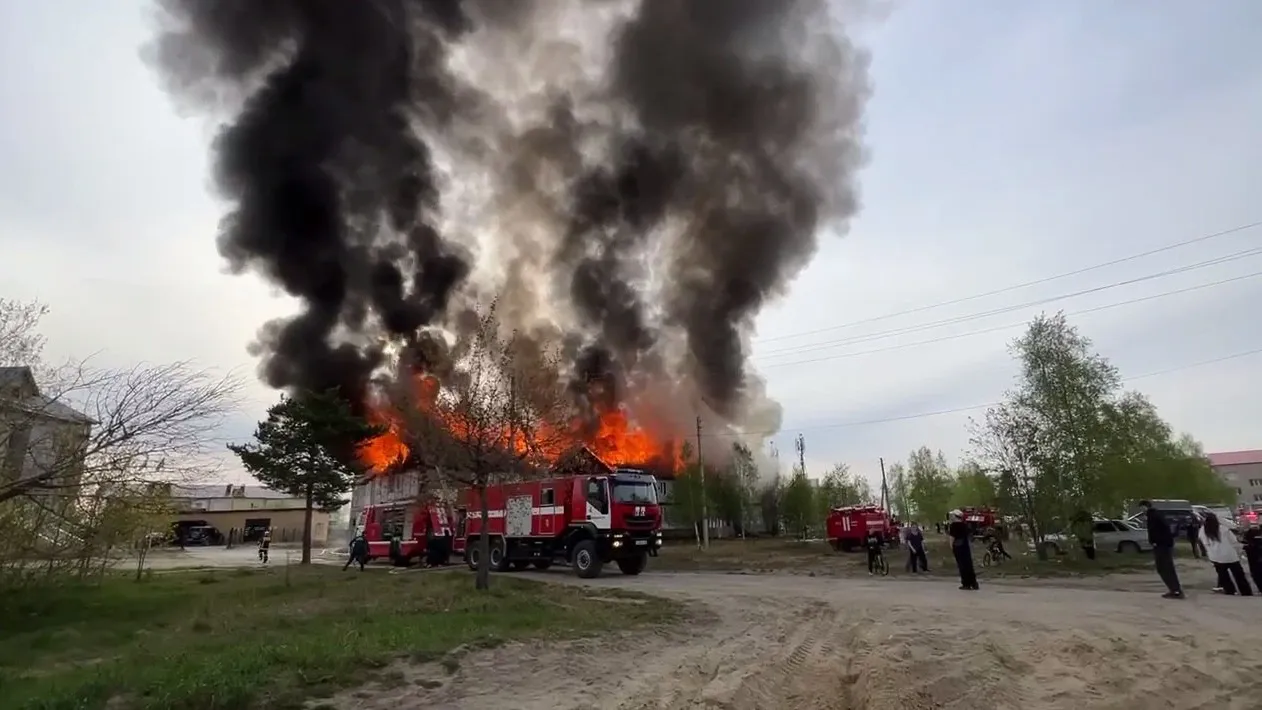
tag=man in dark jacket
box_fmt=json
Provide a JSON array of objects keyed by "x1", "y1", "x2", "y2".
[
  {"x1": 1141, "y1": 501, "x2": 1183, "y2": 599},
  {"x1": 344, "y1": 534, "x2": 369, "y2": 571}
]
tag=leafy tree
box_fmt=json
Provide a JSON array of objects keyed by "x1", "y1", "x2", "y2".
[
  {"x1": 707, "y1": 469, "x2": 745, "y2": 536},
  {"x1": 971, "y1": 312, "x2": 1232, "y2": 558},
  {"x1": 670, "y1": 442, "x2": 706, "y2": 546},
  {"x1": 729, "y1": 443, "x2": 760, "y2": 536},
  {"x1": 758, "y1": 474, "x2": 784, "y2": 536},
  {"x1": 780, "y1": 467, "x2": 815, "y2": 539},
  {"x1": 949, "y1": 461, "x2": 997, "y2": 510},
  {"x1": 1011, "y1": 312, "x2": 1120, "y2": 518},
  {"x1": 1, "y1": 299, "x2": 243, "y2": 586},
  {"x1": 229, "y1": 390, "x2": 383, "y2": 564},
  {"x1": 814, "y1": 462, "x2": 871, "y2": 526},
  {"x1": 886, "y1": 462, "x2": 911, "y2": 519},
  {"x1": 907, "y1": 446, "x2": 955, "y2": 525}
]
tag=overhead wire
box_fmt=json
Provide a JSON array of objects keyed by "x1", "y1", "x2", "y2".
[
  {"x1": 758, "y1": 269, "x2": 1262, "y2": 369},
  {"x1": 710, "y1": 345, "x2": 1262, "y2": 440},
  {"x1": 756, "y1": 245, "x2": 1262, "y2": 359},
  {"x1": 755, "y1": 220, "x2": 1262, "y2": 345}
]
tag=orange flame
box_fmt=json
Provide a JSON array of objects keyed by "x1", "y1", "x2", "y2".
[{"x1": 357, "y1": 374, "x2": 681, "y2": 476}]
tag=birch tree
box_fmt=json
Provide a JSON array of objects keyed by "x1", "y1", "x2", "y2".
[{"x1": 390, "y1": 304, "x2": 573, "y2": 591}]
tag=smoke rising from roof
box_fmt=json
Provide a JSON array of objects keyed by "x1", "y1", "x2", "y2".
[{"x1": 149, "y1": 0, "x2": 870, "y2": 447}]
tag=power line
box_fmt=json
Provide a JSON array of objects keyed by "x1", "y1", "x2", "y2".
[
  {"x1": 757, "y1": 246, "x2": 1262, "y2": 358},
  {"x1": 756, "y1": 220, "x2": 1262, "y2": 345},
  {"x1": 711, "y1": 344, "x2": 1262, "y2": 439},
  {"x1": 758, "y1": 270, "x2": 1262, "y2": 369}
]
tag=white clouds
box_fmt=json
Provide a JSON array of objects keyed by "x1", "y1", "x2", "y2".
[{"x1": 0, "y1": 1, "x2": 1259, "y2": 486}]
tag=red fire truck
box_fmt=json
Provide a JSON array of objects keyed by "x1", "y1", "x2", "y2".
[
  {"x1": 959, "y1": 506, "x2": 997, "y2": 535},
  {"x1": 356, "y1": 501, "x2": 466, "y2": 565},
  {"x1": 826, "y1": 505, "x2": 893, "y2": 552},
  {"x1": 462, "y1": 465, "x2": 664, "y2": 579}
]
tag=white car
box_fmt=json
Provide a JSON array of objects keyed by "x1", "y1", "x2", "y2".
[{"x1": 1033, "y1": 519, "x2": 1152, "y2": 555}]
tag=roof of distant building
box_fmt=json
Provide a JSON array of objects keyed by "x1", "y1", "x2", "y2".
[
  {"x1": 171, "y1": 484, "x2": 299, "y2": 500},
  {"x1": 0, "y1": 366, "x2": 95, "y2": 424},
  {"x1": 1207, "y1": 450, "x2": 1262, "y2": 467},
  {"x1": 0, "y1": 366, "x2": 32, "y2": 387}
]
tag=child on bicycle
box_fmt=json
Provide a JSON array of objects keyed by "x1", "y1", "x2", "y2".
[
  {"x1": 865, "y1": 528, "x2": 884, "y2": 575},
  {"x1": 983, "y1": 525, "x2": 1011, "y2": 561}
]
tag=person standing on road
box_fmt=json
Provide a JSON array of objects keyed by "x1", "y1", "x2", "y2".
[
  {"x1": 1199, "y1": 513, "x2": 1252, "y2": 596},
  {"x1": 1140, "y1": 500, "x2": 1183, "y2": 599},
  {"x1": 905, "y1": 521, "x2": 928, "y2": 573},
  {"x1": 1242, "y1": 521, "x2": 1262, "y2": 592},
  {"x1": 864, "y1": 527, "x2": 884, "y2": 575},
  {"x1": 257, "y1": 530, "x2": 271, "y2": 564},
  {"x1": 947, "y1": 510, "x2": 978, "y2": 590}
]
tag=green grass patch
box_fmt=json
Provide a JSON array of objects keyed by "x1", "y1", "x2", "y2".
[
  {"x1": 652, "y1": 536, "x2": 1155, "y2": 579},
  {"x1": 0, "y1": 567, "x2": 681, "y2": 710}
]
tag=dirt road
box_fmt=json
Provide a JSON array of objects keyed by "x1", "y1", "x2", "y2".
[{"x1": 329, "y1": 570, "x2": 1262, "y2": 710}]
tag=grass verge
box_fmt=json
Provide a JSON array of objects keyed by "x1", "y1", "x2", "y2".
[
  {"x1": 0, "y1": 567, "x2": 681, "y2": 710},
  {"x1": 652, "y1": 536, "x2": 1157, "y2": 579}
]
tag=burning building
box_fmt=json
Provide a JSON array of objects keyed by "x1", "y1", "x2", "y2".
[{"x1": 150, "y1": 0, "x2": 872, "y2": 517}]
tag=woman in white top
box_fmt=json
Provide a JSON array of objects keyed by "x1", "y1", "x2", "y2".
[{"x1": 1199, "y1": 513, "x2": 1253, "y2": 596}]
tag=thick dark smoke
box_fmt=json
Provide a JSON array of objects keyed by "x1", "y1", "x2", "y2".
[
  {"x1": 150, "y1": 0, "x2": 480, "y2": 410},
  {"x1": 550, "y1": 0, "x2": 869, "y2": 420},
  {"x1": 150, "y1": 0, "x2": 870, "y2": 441}
]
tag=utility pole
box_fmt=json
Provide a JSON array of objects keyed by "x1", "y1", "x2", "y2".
[
  {"x1": 696, "y1": 415, "x2": 708, "y2": 549},
  {"x1": 879, "y1": 457, "x2": 889, "y2": 512},
  {"x1": 794, "y1": 433, "x2": 806, "y2": 476}
]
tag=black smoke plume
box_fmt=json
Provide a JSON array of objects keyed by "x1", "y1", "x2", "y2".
[
  {"x1": 549, "y1": 0, "x2": 869, "y2": 420},
  {"x1": 150, "y1": 0, "x2": 870, "y2": 441},
  {"x1": 149, "y1": 0, "x2": 479, "y2": 411}
]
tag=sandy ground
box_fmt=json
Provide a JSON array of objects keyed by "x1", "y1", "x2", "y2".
[{"x1": 323, "y1": 565, "x2": 1262, "y2": 710}]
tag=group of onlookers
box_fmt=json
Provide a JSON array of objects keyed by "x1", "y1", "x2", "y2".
[{"x1": 1138, "y1": 500, "x2": 1262, "y2": 599}]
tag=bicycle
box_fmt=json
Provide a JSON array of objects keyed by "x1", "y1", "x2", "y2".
[
  {"x1": 869, "y1": 549, "x2": 890, "y2": 576},
  {"x1": 981, "y1": 545, "x2": 1007, "y2": 567}
]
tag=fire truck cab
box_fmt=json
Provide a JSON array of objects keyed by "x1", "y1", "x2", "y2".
[
  {"x1": 356, "y1": 501, "x2": 465, "y2": 565},
  {"x1": 463, "y1": 467, "x2": 663, "y2": 579}
]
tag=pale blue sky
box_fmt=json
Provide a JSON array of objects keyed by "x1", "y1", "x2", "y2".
[{"x1": 2, "y1": 1, "x2": 1260, "y2": 489}]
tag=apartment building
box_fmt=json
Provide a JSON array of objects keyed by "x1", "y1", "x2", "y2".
[{"x1": 1207, "y1": 450, "x2": 1262, "y2": 509}]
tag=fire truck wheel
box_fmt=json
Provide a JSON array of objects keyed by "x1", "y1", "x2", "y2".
[
  {"x1": 489, "y1": 541, "x2": 509, "y2": 572},
  {"x1": 571, "y1": 540, "x2": 603, "y2": 579},
  {"x1": 465, "y1": 546, "x2": 480, "y2": 571},
  {"x1": 616, "y1": 552, "x2": 647, "y2": 576}
]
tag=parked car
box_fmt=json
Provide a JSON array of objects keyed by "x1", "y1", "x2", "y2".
[
  {"x1": 1193, "y1": 505, "x2": 1239, "y2": 534},
  {"x1": 1033, "y1": 519, "x2": 1151, "y2": 555}
]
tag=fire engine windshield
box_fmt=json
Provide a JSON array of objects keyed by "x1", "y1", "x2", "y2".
[{"x1": 612, "y1": 480, "x2": 657, "y2": 504}]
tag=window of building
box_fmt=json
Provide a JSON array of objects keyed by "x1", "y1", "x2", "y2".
[
  {"x1": 1254, "y1": 493, "x2": 1262, "y2": 503},
  {"x1": 1250, "y1": 479, "x2": 1262, "y2": 487}
]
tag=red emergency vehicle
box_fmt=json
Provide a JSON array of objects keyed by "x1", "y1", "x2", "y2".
[
  {"x1": 462, "y1": 458, "x2": 663, "y2": 579},
  {"x1": 826, "y1": 505, "x2": 891, "y2": 552},
  {"x1": 356, "y1": 501, "x2": 466, "y2": 565},
  {"x1": 959, "y1": 506, "x2": 997, "y2": 535}
]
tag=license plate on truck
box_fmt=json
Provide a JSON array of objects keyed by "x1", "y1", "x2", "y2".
[{"x1": 635, "y1": 539, "x2": 647, "y2": 546}]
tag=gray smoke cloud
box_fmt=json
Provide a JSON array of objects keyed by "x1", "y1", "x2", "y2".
[{"x1": 148, "y1": 0, "x2": 870, "y2": 453}]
